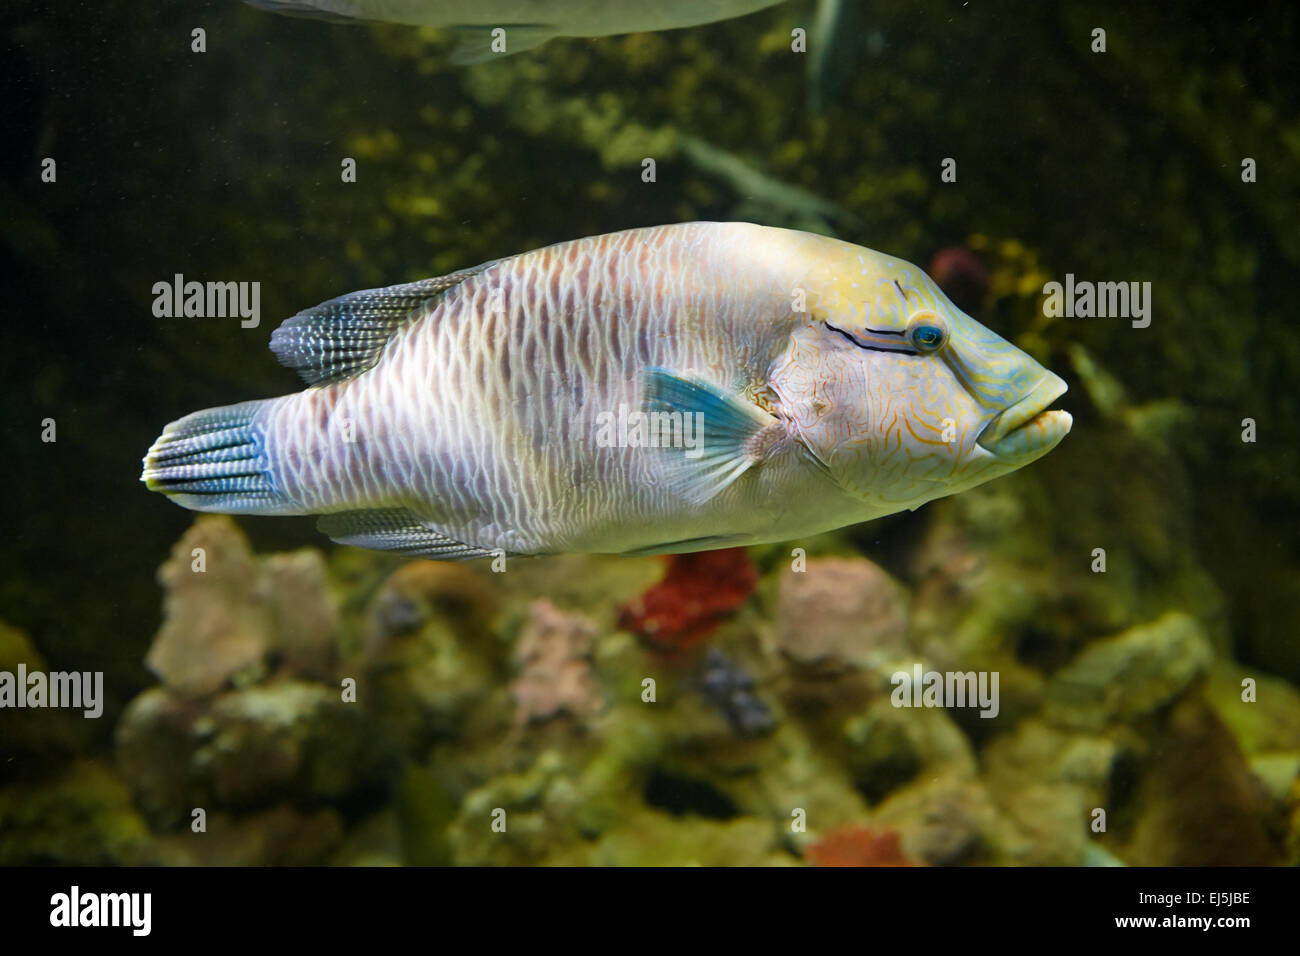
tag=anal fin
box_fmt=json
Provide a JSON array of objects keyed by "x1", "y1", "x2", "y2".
[
  {"x1": 620, "y1": 534, "x2": 749, "y2": 557},
  {"x1": 317, "y1": 507, "x2": 498, "y2": 561}
]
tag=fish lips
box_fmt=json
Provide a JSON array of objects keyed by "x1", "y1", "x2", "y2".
[{"x1": 977, "y1": 374, "x2": 1072, "y2": 460}]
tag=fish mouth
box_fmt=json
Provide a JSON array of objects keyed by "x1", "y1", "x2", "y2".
[{"x1": 977, "y1": 374, "x2": 1072, "y2": 459}]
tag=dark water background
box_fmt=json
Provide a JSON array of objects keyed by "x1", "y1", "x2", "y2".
[{"x1": 1, "y1": 0, "x2": 1297, "y2": 866}]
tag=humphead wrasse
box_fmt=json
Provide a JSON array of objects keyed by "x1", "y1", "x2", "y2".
[
  {"x1": 245, "y1": 0, "x2": 786, "y2": 62},
  {"x1": 142, "y1": 222, "x2": 1071, "y2": 559}
]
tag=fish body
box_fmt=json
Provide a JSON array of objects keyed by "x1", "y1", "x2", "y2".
[
  {"x1": 246, "y1": 0, "x2": 785, "y2": 60},
  {"x1": 143, "y1": 222, "x2": 1071, "y2": 559}
]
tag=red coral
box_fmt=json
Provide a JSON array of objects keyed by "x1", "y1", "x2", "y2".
[
  {"x1": 618, "y1": 548, "x2": 758, "y2": 654},
  {"x1": 805, "y1": 826, "x2": 917, "y2": 867}
]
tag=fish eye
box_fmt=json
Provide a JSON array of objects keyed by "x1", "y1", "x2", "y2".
[{"x1": 906, "y1": 313, "x2": 948, "y2": 353}]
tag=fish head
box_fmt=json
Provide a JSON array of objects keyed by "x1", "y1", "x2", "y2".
[{"x1": 772, "y1": 248, "x2": 1071, "y2": 513}]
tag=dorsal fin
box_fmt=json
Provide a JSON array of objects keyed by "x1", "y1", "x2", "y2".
[{"x1": 269, "y1": 262, "x2": 495, "y2": 386}]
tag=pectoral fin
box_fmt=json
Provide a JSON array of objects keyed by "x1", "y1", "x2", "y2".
[{"x1": 641, "y1": 368, "x2": 783, "y2": 505}]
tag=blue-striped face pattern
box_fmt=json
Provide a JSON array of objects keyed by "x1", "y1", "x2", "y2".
[{"x1": 769, "y1": 237, "x2": 1071, "y2": 516}]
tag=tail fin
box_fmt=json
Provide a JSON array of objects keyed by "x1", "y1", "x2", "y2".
[{"x1": 141, "y1": 400, "x2": 298, "y2": 515}]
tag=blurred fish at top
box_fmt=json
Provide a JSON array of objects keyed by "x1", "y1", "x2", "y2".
[
  {"x1": 808, "y1": 0, "x2": 876, "y2": 114},
  {"x1": 245, "y1": 0, "x2": 788, "y2": 62}
]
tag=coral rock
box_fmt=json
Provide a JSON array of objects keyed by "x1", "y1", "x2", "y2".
[
  {"x1": 511, "y1": 599, "x2": 603, "y2": 725},
  {"x1": 146, "y1": 516, "x2": 271, "y2": 697},
  {"x1": 259, "y1": 550, "x2": 339, "y2": 681},
  {"x1": 778, "y1": 557, "x2": 910, "y2": 672},
  {"x1": 145, "y1": 517, "x2": 342, "y2": 697}
]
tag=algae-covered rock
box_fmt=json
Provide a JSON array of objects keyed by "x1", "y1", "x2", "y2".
[
  {"x1": 984, "y1": 717, "x2": 1125, "y2": 798},
  {"x1": 332, "y1": 808, "x2": 404, "y2": 867},
  {"x1": 980, "y1": 717, "x2": 1133, "y2": 864},
  {"x1": 1118, "y1": 696, "x2": 1280, "y2": 866},
  {"x1": 446, "y1": 736, "x2": 791, "y2": 865},
  {"x1": 363, "y1": 609, "x2": 498, "y2": 753},
  {"x1": 744, "y1": 723, "x2": 869, "y2": 837},
  {"x1": 116, "y1": 680, "x2": 391, "y2": 827},
  {"x1": 151, "y1": 805, "x2": 345, "y2": 867},
  {"x1": 202, "y1": 681, "x2": 384, "y2": 809},
  {"x1": 1206, "y1": 661, "x2": 1300, "y2": 807},
  {"x1": 1287, "y1": 778, "x2": 1300, "y2": 867},
  {"x1": 905, "y1": 417, "x2": 1227, "y2": 731},
  {"x1": 115, "y1": 686, "x2": 209, "y2": 826},
  {"x1": 362, "y1": 559, "x2": 497, "y2": 659},
  {"x1": 866, "y1": 774, "x2": 1011, "y2": 866},
  {"x1": 0, "y1": 760, "x2": 152, "y2": 865},
  {"x1": 447, "y1": 749, "x2": 589, "y2": 866},
  {"x1": 1207, "y1": 661, "x2": 1300, "y2": 756},
  {"x1": 0, "y1": 619, "x2": 47, "y2": 673},
  {"x1": 0, "y1": 618, "x2": 91, "y2": 780},
  {"x1": 905, "y1": 488, "x2": 1054, "y2": 727},
  {"x1": 998, "y1": 783, "x2": 1091, "y2": 866},
  {"x1": 357, "y1": 558, "x2": 504, "y2": 753},
  {"x1": 580, "y1": 811, "x2": 790, "y2": 866},
  {"x1": 1044, "y1": 611, "x2": 1214, "y2": 731},
  {"x1": 841, "y1": 697, "x2": 977, "y2": 805},
  {"x1": 1249, "y1": 753, "x2": 1300, "y2": 805},
  {"x1": 394, "y1": 766, "x2": 460, "y2": 866},
  {"x1": 488, "y1": 554, "x2": 663, "y2": 634}
]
